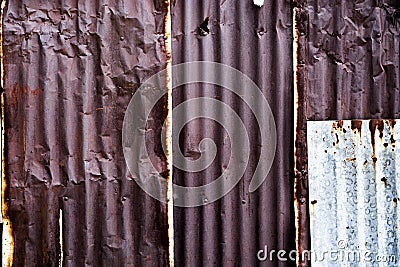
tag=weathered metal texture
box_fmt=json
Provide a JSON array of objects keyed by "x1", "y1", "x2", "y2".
[
  {"x1": 308, "y1": 120, "x2": 400, "y2": 266},
  {"x1": 296, "y1": 1, "x2": 400, "y2": 265},
  {"x1": 3, "y1": 0, "x2": 170, "y2": 266},
  {"x1": 305, "y1": 0, "x2": 400, "y2": 121},
  {"x1": 171, "y1": 1, "x2": 295, "y2": 266},
  {"x1": 293, "y1": 1, "x2": 310, "y2": 265}
]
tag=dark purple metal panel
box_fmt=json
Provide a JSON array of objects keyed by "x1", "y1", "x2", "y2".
[
  {"x1": 171, "y1": 1, "x2": 295, "y2": 266},
  {"x1": 3, "y1": 0, "x2": 170, "y2": 266},
  {"x1": 295, "y1": 0, "x2": 400, "y2": 266},
  {"x1": 305, "y1": 0, "x2": 400, "y2": 121}
]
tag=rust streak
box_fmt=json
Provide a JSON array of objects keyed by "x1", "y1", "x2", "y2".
[
  {"x1": 351, "y1": 120, "x2": 363, "y2": 133},
  {"x1": 369, "y1": 120, "x2": 385, "y2": 147}
]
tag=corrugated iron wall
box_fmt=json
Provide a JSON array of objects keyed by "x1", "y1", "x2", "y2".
[
  {"x1": 296, "y1": 0, "x2": 400, "y2": 265},
  {"x1": 171, "y1": 0, "x2": 295, "y2": 266},
  {"x1": 5, "y1": 0, "x2": 400, "y2": 265},
  {"x1": 3, "y1": 0, "x2": 297, "y2": 266},
  {"x1": 3, "y1": 0, "x2": 170, "y2": 266}
]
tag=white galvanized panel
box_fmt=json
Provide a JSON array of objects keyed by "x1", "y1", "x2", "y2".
[{"x1": 308, "y1": 120, "x2": 400, "y2": 267}]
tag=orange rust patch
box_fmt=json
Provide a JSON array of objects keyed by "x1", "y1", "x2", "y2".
[
  {"x1": 7, "y1": 83, "x2": 42, "y2": 107},
  {"x1": 30, "y1": 87, "x2": 42, "y2": 96}
]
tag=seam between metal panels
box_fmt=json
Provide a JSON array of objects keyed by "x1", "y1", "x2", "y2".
[
  {"x1": 293, "y1": 1, "x2": 310, "y2": 266},
  {"x1": 164, "y1": 0, "x2": 174, "y2": 266},
  {"x1": 59, "y1": 209, "x2": 63, "y2": 267},
  {"x1": 1, "y1": 0, "x2": 13, "y2": 266},
  {"x1": 293, "y1": 6, "x2": 300, "y2": 266}
]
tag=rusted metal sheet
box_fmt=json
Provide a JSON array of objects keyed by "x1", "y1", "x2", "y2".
[
  {"x1": 3, "y1": 0, "x2": 170, "y2": 266},
  {"x1": 308, "y1": 120, "x2": 399, "y2": 266},
  {"x1": 171, "y1": 0, "x2": 295, "y2": 266},
  {"x1": 296, "y1": 1, "x2": 400, "y2": 265},
  {"x1": 305, "y1": 1, "x2": 400, "y2": 121}
]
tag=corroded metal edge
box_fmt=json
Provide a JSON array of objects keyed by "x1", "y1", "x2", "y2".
[
  {"x1": 294, "y1": 0, "x2": 310, "y2": 266},
  {"x1": 164, "y1": 0, "x2": 174, "y2": 266},
  {"x1": 1, "y1": 0, "x2": 14, "y2": 266}
]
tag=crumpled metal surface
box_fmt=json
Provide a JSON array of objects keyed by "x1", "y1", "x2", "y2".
[
  {"x1": 305, "y1": 0, "x2": 400, "y2": 120},
  {"x1": 4, "y1": 0, "x2": 169, "y2": 266}
]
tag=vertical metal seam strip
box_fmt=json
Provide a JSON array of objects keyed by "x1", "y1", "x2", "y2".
[
  {"x1": 0, "y1": 0, "x2": 3, "y2": 226},
  {"x1": 164, "y1": 0, "x2": 174, "y2": 266},
  {"x1": 1, "y1": 0, "x2": 14, "y2": 265},
  {"x1": 293, "y1": 1, "x2": 310, "y2": 266},
  {"x1": 293, "y1": 6, "x2": 300, "y2": 266},
  {"x1": 59, "y1": 209, "x2": 63, "y2": 267}
]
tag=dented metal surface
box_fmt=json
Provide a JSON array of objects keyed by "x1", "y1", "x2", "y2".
[
  {"x1": 3, "y1": 0, "x2": 170, "y2": 265},
  {"x1": 308, "y1": 120, "x2": 400, "y2": 266}
]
